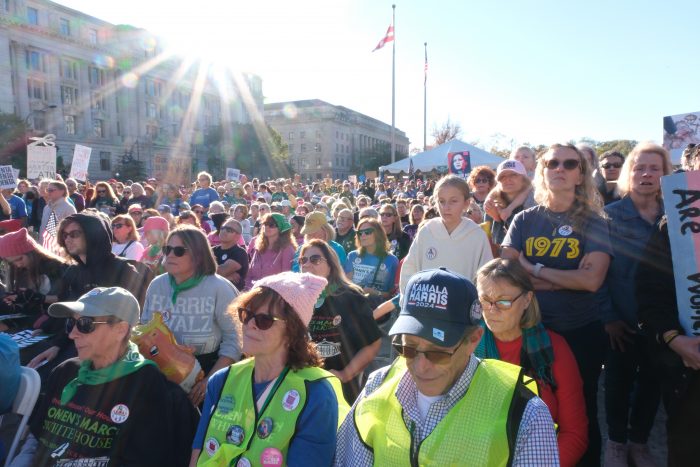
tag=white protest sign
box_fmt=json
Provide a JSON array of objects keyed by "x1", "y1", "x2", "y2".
[
  {"x1": 11, "y1": 168, "x2": 19, "y2": 181},
  {"x1": 27, "y1": 145, "x2": 56, "y2": 180},
  {"x1": 226, "y1": 167, "x2": 241, "y2": 182},
  {"x1": 0, "y1": 165, "x2": 16, "y2": 189},
  {"x1": 69, "y1": 145, "x2": 92, "y2": 181}
]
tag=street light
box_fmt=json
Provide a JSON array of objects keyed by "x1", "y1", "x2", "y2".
[{"x1": 24, "y1": 103, "x2": 57, "y2": 127}]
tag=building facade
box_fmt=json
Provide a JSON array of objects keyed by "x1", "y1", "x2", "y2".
[
  {"x1": 0, "y1": 0, "x2": 263, "y2": 181},
  {"x1": 264, "y1": 99, "x2": 409, "y2": 181}
]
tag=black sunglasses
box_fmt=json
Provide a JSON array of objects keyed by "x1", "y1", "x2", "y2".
[
  {"x1": 111, "y1": 223, "x2": 125, "y2": 230},
  {"x1": 220, "y1": 226, "x2": 241, "y2": 234},
  {"x1": 66, "y1": 316, "x2": 112, "y2": 334},
  {"x1": 392, "y1": 339, "x2": 464, "y2": 365},
  {"x1": 237, "y1": 307, "x2": 284, "y2": 331},
  {"x1": 96, "y1": 190, "x2": 107, "y2": 194},
  {"x1": 601, "y1": 162, "x2": 622, "y2": 169},
  {"x1": 544, "y1": 159, "x2": 580, "y2": 171},
  {"x1": 162, "y1": 245, "x2": 188, "y2": 257},
  {"x1": 299, "y1": 254, "x2": 325, "y2": 266},
  {"x1": 263, "y1": 221, "x2": 278, "y2": 228},
  {"x1": 61, "y1": 230, "x2": 83, "y2": 240}
]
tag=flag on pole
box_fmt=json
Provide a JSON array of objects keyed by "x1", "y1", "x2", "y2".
[
  {"x1": 424, "y1": 45, "x2": 428, "y2": 85},
  {"x1": 42, "y1": 210, "x2": 60, "y2": 256},
  {"x1": 372, "y1": 25, "x2": 394, "y2": 52}
]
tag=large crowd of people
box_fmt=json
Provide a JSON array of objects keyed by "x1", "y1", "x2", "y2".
[{"x1": 0, "y1": 141, "x2": 698, "y2": 466}]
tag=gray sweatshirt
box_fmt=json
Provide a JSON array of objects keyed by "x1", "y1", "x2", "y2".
[{"x1": 142, "y1": 274, "x2": 241, "y2": 360}]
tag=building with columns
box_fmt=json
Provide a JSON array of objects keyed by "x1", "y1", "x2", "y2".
[
  {"x1": 0, "y1": 0, "x2": 263, "y2": 181},
  {"x1": 264, "y1": 99, "x2": 409, "y2": 181}
]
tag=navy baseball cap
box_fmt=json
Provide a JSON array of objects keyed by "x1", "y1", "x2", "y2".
[{"x1": 390, "y1": 268, "x2": 481, "y2": 347}]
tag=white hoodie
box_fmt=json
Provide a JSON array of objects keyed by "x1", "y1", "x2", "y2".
[{"x1": 399, "y1": 217, "x2": 493, "y2": 293}]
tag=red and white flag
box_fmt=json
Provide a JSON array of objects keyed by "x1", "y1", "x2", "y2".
[{"x1": 372, "y1": 25, "x2": 394, "y2": 52}]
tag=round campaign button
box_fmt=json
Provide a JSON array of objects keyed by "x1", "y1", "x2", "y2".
[
  {"x1": 257, "y1": 417, "x2": 274, "y2": 439},
  {"x1": 204, "y1": 437, "x2": 219, "y2": 456},
  {"x1": 226, "y1": 425, "x2": 245, "y2": 445},
  {"x1": 236, "y1": 457, "x2": 252, "y2": 467},
  {"x1": 281, "y1": 389, "x2": 300, "y2": 411},
  {"x1": 260, "y1": 447, "x2": 284, "y2": 467}
]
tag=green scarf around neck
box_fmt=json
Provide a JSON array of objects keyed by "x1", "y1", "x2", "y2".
[
  {"x1": 61, "y1": 342, "x2": 156, "y2": 405},
  {"x1": 168, "y1": 274, "x2": 205, "y2": 304}
]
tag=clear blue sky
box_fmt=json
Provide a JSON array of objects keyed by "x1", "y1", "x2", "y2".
[{"x1": 54, "y1": 0, "x2": 699, "y2": 152}]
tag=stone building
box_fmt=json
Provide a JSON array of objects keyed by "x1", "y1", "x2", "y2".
[
  {"x1": 0, "y1": 0, "x2": 263, "y2": 181},
  {"x1": 264, "y1": 99, "x2": 409, "y2": 181}
]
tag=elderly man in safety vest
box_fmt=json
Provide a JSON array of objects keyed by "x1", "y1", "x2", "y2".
[{"x1": 334, "y1": 268, "x2": 559, "y2": 466}]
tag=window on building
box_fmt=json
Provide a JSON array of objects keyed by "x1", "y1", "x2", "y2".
[
  {"x1": 146, "y1": 125, "x2": 158, "y2": 138},
  {"x1": 93, "y1": 119, "x2": 104, "y2": 138},
  {"x1": 316, "y1": 157, "x2": 322, "y2": 166},
  {"x1": 88, "y1": 66, "x2": 103, "y2": 86},
  {"x1": 89, "y1": 28, "x2": 98, "y2": 45},
  {"x1": 32, "y1": 112, "x2": 46, "y2": 131},
  {"x1": 288, "y1": 131, "x2": 294, "y2": 140},
  {"x1": 64, "y1": 115, "x2": 75, "y2": 135},
  {"x1": 171, "y1": 123, "x2": 178, "y2": 136},
  {"x1": 300, "y1": 143, "x2": 306, "y2": 153},
  {"x1": 316, "y1": 130, "x2": 321, "y2": 139},
  {"x1": 60, "y1": 18, "x2": 70, "y2": 36},
  {"x1": 116, "y1": 121, "x2": 121, "y2": 136},
  {"x1": 60, "y1": 59, "x2": 78, "y2": 80},
  {"x1": 145, "y1": 79, "x2": 161, "y2": 97},
  {"x1": 315, "y1": 143, "x2": 321, "y2": 152},
  {"x1": 27, "y1": 78, "x2": 48, "y2": 100},
  {"x1": 4, "y1": 0, "x2": 11, "y2": 13},
  {"x1": 146, "y1": 102, "x2": 157, "y2": 119},
  {"x1": 92, "y1": 92, "x2": 105, "y2": 111},
  {"x1": 100, "y1": 151, "x2": 111, "y2": 171},
  {"x1": 61, "y1": 86, "x2": 78, "y2": 105},
  {"x1": 300, "y1": 131, "x2": 305, "y2": 139},
  {"x1": 288, "y1": 144, "x2": 294, "y2": 154},
  {"x1": 25, "y1": 50, "x2": 46, "y2": 72},
  {"x1": 27, "y1": 6, "x2": 38, "y2": 25}
]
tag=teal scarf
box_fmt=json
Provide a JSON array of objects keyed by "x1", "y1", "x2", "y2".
[
  {"x1": 61, "y1": 342, "x2": 156, "y2": 405},
  {"x1": 169, "y1": 274, "x2": 204, "y2": 304},
  {"x1": 475, "y1": 321, "x2": 557, "y2": 389},
  {"x1": 315, "y1": 283, "x2": 339, "y2": 308}
]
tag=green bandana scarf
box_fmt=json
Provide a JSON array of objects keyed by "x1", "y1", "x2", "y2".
[
  {"x1": 169, "y1": 274, "x2": 204, "y2": 304},
  {"x1": 61, "y1": 342, "x2": 156, "y2": 405},
  {"x1": 315, "y1": 283, "x2": 339, "y2": 308}
]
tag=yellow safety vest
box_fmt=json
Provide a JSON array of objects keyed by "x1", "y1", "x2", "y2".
[
  {"x1": 197, "y1": 358, "x2": 348, "y2": 467},
  {"x1": 355, "y1": 358, "x2": 535, "y2": 467}
]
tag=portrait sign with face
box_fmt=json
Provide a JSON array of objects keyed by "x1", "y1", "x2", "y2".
[
  {"x1": 448, "y1": 151, "x2": 471, "y2": 178},
  {"x1": 663, "y1": 111, "x2": 700, "y2": 165},
  {"x1": 661, "y1": 171, "x2": 700, "y2": 337}
]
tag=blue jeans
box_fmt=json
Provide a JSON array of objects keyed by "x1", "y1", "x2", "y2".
[{"x1": 604, "y1": 333, "x2": 661, "y2": 443}]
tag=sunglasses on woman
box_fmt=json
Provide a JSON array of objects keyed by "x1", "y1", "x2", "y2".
[
  {"x1": 162, "y1": 245, "x2": 188, "y2": 257},
  {"x1": 544, "y1": 159, "x2": 580, "y2": 171},
  {"x1": 238, "y1": 307, "x2": 285, "y2": 330},
  {"x1": 356, "y1": 228, "x2": 374, "y2": 237},
  {"x1": 111, "y1": 223, "x2": 125, "y2": 230},
  {"x1": 263, "y1": 221, "x2": 278, "y2": 228},
  {"x1": 391, "y1": 339, "x2": 464, "y2": 365},
  {"x1": 299, "y1": 254, "x2": 325, "y2": 266},
  {"x1": 66, "y1": 316, "x2": 112, "y2": 334}
]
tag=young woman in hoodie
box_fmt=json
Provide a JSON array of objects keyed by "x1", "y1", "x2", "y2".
[{"x1": 399, "y1": 175, "x2": 493, "y2": 292}]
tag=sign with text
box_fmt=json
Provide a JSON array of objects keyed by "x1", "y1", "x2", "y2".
[
  {"x1": 153, "y1": 154, "x2": 191, "y2": 186},
  {"x1": 661, "y1": 171, "x2": 700, "y2": 336},
  {"x1": 69, "y1": 144, "x2": 92, "y2": 181},
  {"x1": 448, "y1": 151, "x2": 471, "y2": 178},
  {"x1": 348, "y1": 175, "x2": 357, "y2": 184},
  {"x1": 663, "y1": 111, "x2": 700, "y2": 165},
  {"x1": 0, "y1": 165, "x2": 16, "y2": 189},
  {"x1": 27, "y1": 145, "x2": 56, "y2": 180},
  {"x1": 226, "y1": 167, "x2": 241, "y2": 182}
]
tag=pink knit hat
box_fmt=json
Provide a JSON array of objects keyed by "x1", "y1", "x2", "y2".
[
  {"x1": 0, "y1": 228, "x2": 39, "y2": 258},
  {"x1": 143, "y1": 216, "x2": 170, "y2": 233},
  {"x1": 254, "y1": 272, "x2": 328, "y2": 327}
]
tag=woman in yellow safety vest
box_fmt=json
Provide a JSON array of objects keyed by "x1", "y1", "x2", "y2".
[{"x1": 190, "y1": 271, "x2": 348, "y2": 467}]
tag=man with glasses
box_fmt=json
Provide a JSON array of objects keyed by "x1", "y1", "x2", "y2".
[
  {"x1": 335, "y1": 268, "x2": 558, "y2": 466},
  {"x1": 12, "y1": 287, "x2": 198, "y2": 466},
  {"x1": 213, "y1": 219, "x2": 249, "y2": 290},
  {"x1": 40, "y1": 180, "x2": 76, "y2": 240},
  {"x1": 335, "y1": 208, "x2": 356, "y2": 255},
  {"x1": 599, "y1": 150, "x2": 625, "y2": 205}
]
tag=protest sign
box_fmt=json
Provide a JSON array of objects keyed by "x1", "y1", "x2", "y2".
[
  {"x1": 69, "y1": 145, "x2": 92, "y2": 181},
  {"x1": 27, "y1": 144, "x2": 56, "y2": 179},
  {"x1": 226, "y1": 167, "x2": 241, "y2": 182},
  {"x1": 11, "y1": 168, "x2": 19, "y2": 181},
  {"x1": 0, "y1": 165, "x2": 16, "y2": 189},
  {"x1": 348, "y1": 175, "x2": 357, "y2": 184},
  {"x1": 153, "y1": 154, "x2": 191, "y2": 185},
  {"x1": 663, "y1": 111, "x2": 700, "y2": 165},
  {"x1": 661, "y1": 171, "x2": 700, "y2": 336},
  {"x1": 448, "y1": 151, "x2": 471, "y2": 178}
]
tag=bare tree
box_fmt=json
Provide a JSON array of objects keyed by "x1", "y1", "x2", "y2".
[{"x1": 431, "y1": 118, "x2": 462, "y2": 145}]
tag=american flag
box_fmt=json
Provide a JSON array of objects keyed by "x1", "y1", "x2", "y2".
[
  {"x1": 42, "y1": 211, "x2": 60, "y2": 256},
  {"x1": 424, "y1": 45, "x2": 428, "y2": 85},
  {"x1": 372, "y1": 25, "x2": 394, "y2": 52}
]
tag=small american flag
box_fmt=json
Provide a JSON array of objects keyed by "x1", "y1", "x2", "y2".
[{"x1": 42, "y1": 211, "x2": 60, "y2": 256}]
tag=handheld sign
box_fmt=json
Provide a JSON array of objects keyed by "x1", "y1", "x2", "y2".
[
  {"x1": 27, "y1": 145, "x2": 56, "y2": 180},
  {"x1": 226, "y1": 167, "x2": 241, "y2": 182},
  {"x1": 448, "y1": 151, "x2": 471, "y2": 178},
  {"x1": 0, "y1": 165, "x2": 16, "y2": 189},
  {"x1": 69, "y1": 145, "x2": 92, "y2": 181},
  {"x1": 661, "y1": 171, "x2": 700, "y2": 336}
]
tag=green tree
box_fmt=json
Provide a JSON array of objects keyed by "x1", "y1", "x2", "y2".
[
  {"x1": 114, "y1": 150, "x2": 147, "y2": 181},
  {"x1": 0, "y1": 113, "x2": 28, "y2": 175},
  {"x1": 594, "y1": 139, "x2": 638, "y2": 156}
]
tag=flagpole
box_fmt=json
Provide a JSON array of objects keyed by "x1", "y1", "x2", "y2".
[
  {"x1": 391, "y1": 4, "x2": 396, "y2": 164},
  {"x1": 423, "y1": 42, "x2": 427, "y2": 152}
]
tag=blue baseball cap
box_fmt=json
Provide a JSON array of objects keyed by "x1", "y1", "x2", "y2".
[{"x1": 390, "y1": 268, "x2": 481, "y2": 347}]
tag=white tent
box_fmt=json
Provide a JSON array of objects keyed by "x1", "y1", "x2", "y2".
[{"x1": 380, "y1": 140, "x2": 504, "y2": 173}]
